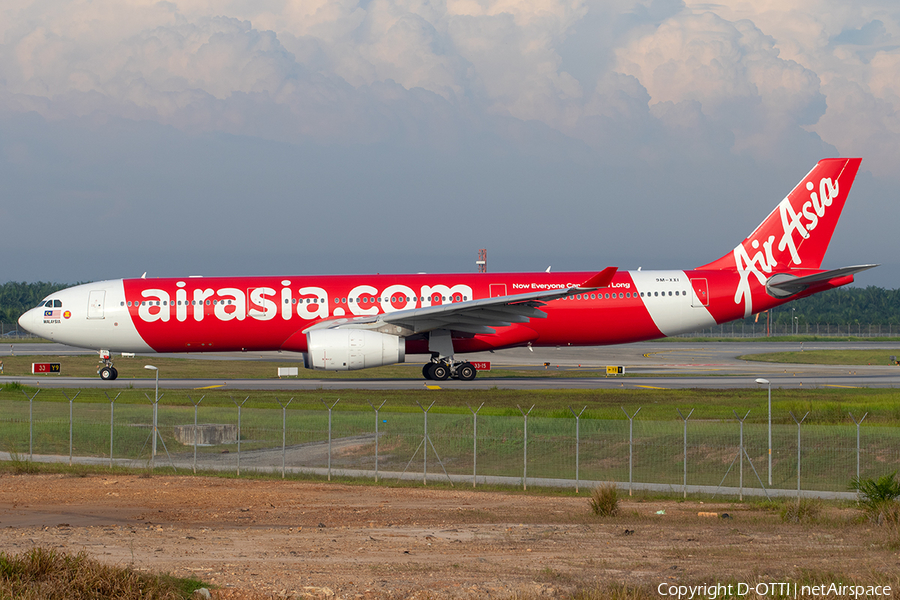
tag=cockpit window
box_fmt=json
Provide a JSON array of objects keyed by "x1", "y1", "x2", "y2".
[{"x1": 53, "y1": 299, "x2": 62, "y2": 307}]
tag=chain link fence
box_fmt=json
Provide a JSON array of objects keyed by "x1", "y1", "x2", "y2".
[
  {"x1": 677, "y1": 321, "x2": 900, "y2": 338},
  {"x1": 2, "y1": 391, "x2": 898, "y2": 499}
]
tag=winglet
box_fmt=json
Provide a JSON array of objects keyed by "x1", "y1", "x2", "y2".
[{"x1": 577, "y1": 267, "x2": 618, "y2": 290}]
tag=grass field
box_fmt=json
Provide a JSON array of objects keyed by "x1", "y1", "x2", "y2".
[
  {"x1": 5, "y1": 382, "x2": 900, "y2": 422},
  {"x1": 743, "y1": 349, "x2": 900, "y2": 366}
]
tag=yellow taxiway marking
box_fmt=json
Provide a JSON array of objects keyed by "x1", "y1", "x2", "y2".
[
  {"x1": 823, "y1": 384, "x2": 859, "y2": 389},
  {"x1": 194, "y1": 384, "x2": 226, "y2": 390},
  {"x1": 635, "y1": 385, "x2": 668, "y2": 389},
  {"x1": 425, "y1": 385, "x2": 442, "y2": 390}
]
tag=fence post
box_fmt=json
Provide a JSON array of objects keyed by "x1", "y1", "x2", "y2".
[
  {"x1": 276, "y1": 397, "x2": 294, "y2": 479},
  {"x1": 789, "y1": 411, "x2": 809, "y2": 502},
  {"x1": 849, "y1": 411, "x2": 868, "y2": 481},
  {"x1": 569, "y1": 406, "x2": 586, "y2": 493},
  {"x1": 467, "y1": 403, "x2": 484, "y2": 488},
  {"x1": 321, "y1": 399, "x2": 340, "y2": 481},
  {"x1": 620, "y1": 407, "x2": 641, "y2": 496},
  {"x1": 677, "y1": 408, "x2": 694, "y2": 499},
  {"x1": 23, "y1": 390, "x2": 40, "y2": 459},
  {"x1": 232, "y1": 396, "x2": 249, "y2": 476},
  {"x1": 733, "y1": 409, "x2": 751, "y2": 501},
  {"x1": 518, "y1": 405, "x2": 534, "y2": 490},
  {"x1": 61, "y1": 391, "x2": 80, "y2": 466},
  {"x1": 368, "y1": 401, "x2": 386, "y2": 482},
  {"x1": 187, "y1": 395, "x2": 205, "y2": 474},
  {"x1": 142, "y1": 391, "x2": 166, "y2": 470},
  {"x1": 414, "y1": 401, "x2": 436, "y2": 484},
  {"x1": 104, "y1": 392, "x2": 120, "y2": 468}
]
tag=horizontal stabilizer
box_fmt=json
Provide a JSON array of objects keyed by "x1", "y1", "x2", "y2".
[{"x1": 766, "y1": 265, "x2": 878, "y2": 298}]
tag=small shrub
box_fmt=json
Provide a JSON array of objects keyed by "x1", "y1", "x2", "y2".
[
  {"x1": 851, "y1": 472, "x2": 900, "y2": 524},
  {"x1": 4, "y1": 450, "x2": 40, "y2": 475},
  {"x1": 589, "y1": 483, "x2": 619, "y2": 517},
  {"x1": 780, "y1": 498, "x2": 821, "y2": 523}
]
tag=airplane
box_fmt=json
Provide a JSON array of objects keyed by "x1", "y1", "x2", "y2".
[{"x1": 18, "y1": 158, "x2": 876, "y2": 381}]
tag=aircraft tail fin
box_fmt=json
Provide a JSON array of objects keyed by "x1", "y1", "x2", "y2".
[{"x1": 698, "y1": 158, "x2": 862, "y2": 272}]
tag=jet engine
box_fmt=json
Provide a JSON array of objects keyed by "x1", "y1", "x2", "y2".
[{"x1": 303, "y1": 329, "x2": 405, "y2": 371}]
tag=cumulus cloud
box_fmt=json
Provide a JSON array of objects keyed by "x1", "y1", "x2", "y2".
[
  {"x1": 2, "y1": 0, "x2": 897, "y2": 171},
  {"x1": 613, "y1": 11, "x2": 827, "y2": 161}
]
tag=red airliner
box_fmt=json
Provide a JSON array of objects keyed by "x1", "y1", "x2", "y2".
[{"x1": 19, "y1": 158, "x2": 875, "y2": 381}]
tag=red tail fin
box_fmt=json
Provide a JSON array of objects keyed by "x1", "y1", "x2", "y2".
[{"x1": 699, "y1": 158, "x2": 862, "y2": 272}]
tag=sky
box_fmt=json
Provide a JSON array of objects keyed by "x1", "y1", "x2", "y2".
[{"x1": 1, "y1": 0, "x2": 898, "y2": 286}]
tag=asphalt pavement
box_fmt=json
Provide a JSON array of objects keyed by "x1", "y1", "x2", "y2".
[{"x1": 3, "y1": 340, "x2": 899, "y2": 390}]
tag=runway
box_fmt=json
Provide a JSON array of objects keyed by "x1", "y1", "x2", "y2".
[{"x1": 3, "y1": 340, "x2": 900, "y2": 390}]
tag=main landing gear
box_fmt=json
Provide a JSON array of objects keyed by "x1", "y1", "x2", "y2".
[
  {"x1": 422, "y1": 329, "x2": 477, "y2": 381},
  {"x1": 422, "y1": 360, "x2": 477, "y2": 381},
  {"x1": 97, "y1": 350, "x2": 118, "y2": 381}
]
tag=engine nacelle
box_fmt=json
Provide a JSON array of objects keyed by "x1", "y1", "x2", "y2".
[{"x1": 303, "y1": 329, "x2": 405, "y2": 371}]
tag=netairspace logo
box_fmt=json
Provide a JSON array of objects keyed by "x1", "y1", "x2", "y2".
[{"x1": 656, "y1": 581, "x2": 892, "y2": 599}]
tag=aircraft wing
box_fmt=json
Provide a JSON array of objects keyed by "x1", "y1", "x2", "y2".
[
  {"x1": 765, "y1": 264, "x2": 878, "y2": 298},
  {"x1": 303, "y1": 267, "x2": 618, "y2": 336}
]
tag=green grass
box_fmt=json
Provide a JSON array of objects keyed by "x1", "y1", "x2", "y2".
[
  {"x1": 0, "y1": 547, "x2": 207, "y2": 599},
  {"x1": 668, "y1": 335, "x2": 900, "y2": 342},
  {"x1": 5, "y1": 384, "x2": 900, "y2": 422},
  {"x1": 742, "y1": 349, "x2": 900, "y2": 366},
  {"x1": 0, "y1": 336, "x2": 52, "y2": 343}
]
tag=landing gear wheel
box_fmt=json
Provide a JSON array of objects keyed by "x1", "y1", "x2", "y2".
[
  {"x1": 422, "y1": 363, "x2": 435, "y2": 380},
  {"x1": 110, "y1": 367, "x2": 119, "y2": 380},
  {"x1": 99, "y1": 367, "x2": 114, "y2": 380},
  {"x1": 456, "y1": 362, "x2": 477, "y2": 381},
  {"x1": 431, "y1": 363, "x2": 451, "y2": 380}
]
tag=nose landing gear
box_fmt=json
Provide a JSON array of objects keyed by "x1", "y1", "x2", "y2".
[{"x1": 97, "y1": 350, "x2": 118, "y2": 380}]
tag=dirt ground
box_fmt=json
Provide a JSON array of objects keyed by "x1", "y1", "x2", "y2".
[{"x1": 0, "y1": 474, "x2": 898, "y2": 599}]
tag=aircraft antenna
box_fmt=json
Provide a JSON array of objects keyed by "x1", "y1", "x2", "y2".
[{"x1": 477, "y1": 249, "x2": 487, "y2": 273}]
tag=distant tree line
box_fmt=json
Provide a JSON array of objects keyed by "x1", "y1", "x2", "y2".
[
  {"x1": 1, "y1": 281, "x2": 899, "y2": 327},
  {"x1": 0, "y1": 282, "x2": 71, "y2": 324},
  {"x1": 752, "y1": 286, "x2": 900, "y2": 327}
]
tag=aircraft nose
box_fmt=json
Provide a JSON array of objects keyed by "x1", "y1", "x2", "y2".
[{"x1": 17, "y1": 308, "x2": 35, "y2": 335}]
